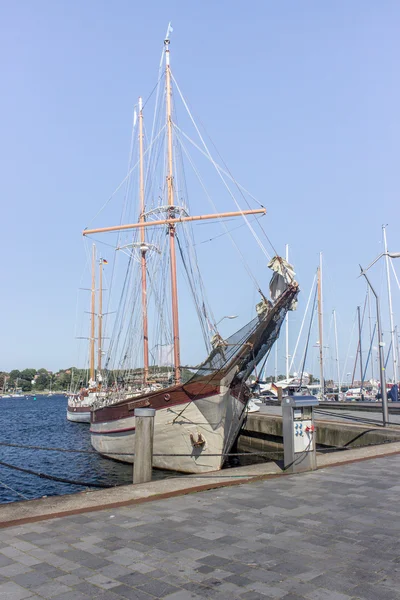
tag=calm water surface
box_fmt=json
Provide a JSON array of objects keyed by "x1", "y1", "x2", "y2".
[
  {"x1": 0, "y1": 395, "x2": 175, "y2": 504},
  {"x1": 0, "y1": 395, "x2": 264, "y2": 504}
]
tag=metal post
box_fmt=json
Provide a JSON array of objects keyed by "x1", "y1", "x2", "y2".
[
  {"x1": 133, "y1": 408, "x2": 156, "y2": 484},
  {"x1": 396, "y1": 326, "x2": 400, "y2": 384},
  {"x1": 317, "y1": 257, "x2": 324, "y2": 400},
  {"x1": 357, "y1": 305, "x2": 364, "y2": 399},
  {"x1": 383, "y1": 226, "x2": 397, "y2": 383},
  {"x1": 333, "y1": 309, "x2": 341, "y2": 400},
  {"x1": 360, "y1": 268, "x2": 389, "y2": 426}
]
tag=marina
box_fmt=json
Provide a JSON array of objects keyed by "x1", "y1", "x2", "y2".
[{"x1": 1, "y1": 5, "x2": 400, "y2": 599}]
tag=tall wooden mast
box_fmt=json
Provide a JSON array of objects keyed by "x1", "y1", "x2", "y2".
[
  {"x1": 90, "y1": 243, "x2": 96, "y2": 383},
  {"x1": 138, "y1": 96, "x2": 149, "y2": 383},
  {"x1": 97, "y1": 257, "x2": 103, "y2": 375},
  {"x1": 165, "y1": 38, "x2": 181, "y2": 384},
  {"x1": 317, "y1": 253, "x2": 324, "y2": 398}
]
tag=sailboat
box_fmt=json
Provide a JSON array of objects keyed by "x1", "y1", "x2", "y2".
[
  {"x1": 84, "y1": 33, "x2": 299, "y2": 473},
  {"x1": 67, "y1": 246, "x2": 107, "y2": 422}
]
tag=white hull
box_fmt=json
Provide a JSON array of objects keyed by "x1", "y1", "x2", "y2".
[
  {"x1": 67, "y1": 409, "x2": 91, "y2": 423},
  {"x1": 67, "y1": 390, "x2": 101, "y2": 423},
  {"x1": 91, "y1": 390, "x2": 246, "y2": 474}
]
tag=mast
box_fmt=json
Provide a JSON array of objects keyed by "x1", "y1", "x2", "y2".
[
  {"x1": 138, "y1": 96, "x2": 149, "y2": 383},
  {"x1": 357, "y1": 305, "x2": 364, "y2": 394},
  {"x1": 317, "y1": 253, "x2": 324, "y2": 398},
  {"x1": 90, "y1": 243, "x2": 96, "y2": 384},
  {"x1": 98, "y1": 257, "x2": 103, "y2": 375},
  {"x1": 367, "y1": 286, "x2": 374, "y2": 380},
  {"x1": 333, "y1": 309, "x2": 341, "y2": 400},
  {"x1": 383, "y1": 225, "x2": 397, "y2": 383},
  {"x1": 396, "y1": 325, "x2": 400, "y2": 384},
  {"x1": 285, "y1": 244, "x2": 289, "y2": 381},
  {"x1": 165, "y1": 38, "x2": 181, "y2": 384}
]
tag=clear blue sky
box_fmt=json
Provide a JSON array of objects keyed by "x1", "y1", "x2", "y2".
[{"x1": 0, "y1": 1, "x2": 399, "y2": 379}]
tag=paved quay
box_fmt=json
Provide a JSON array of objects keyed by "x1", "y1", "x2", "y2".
[{"x1": 1, "y1": 455, "x2": 400, "y2": 600}]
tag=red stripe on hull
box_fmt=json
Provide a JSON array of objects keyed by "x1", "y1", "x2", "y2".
[{"x1": 90, "y1": 426, "x2": 136, "y2": 435}]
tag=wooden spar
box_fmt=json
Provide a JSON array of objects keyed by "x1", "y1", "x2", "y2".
[
  {"x1": 317, "y1": 254, "x2": 324, "y2": 398},
  {"x1": 97, "y1": 258, "x2": 103, "y2": 375},
  {"x1": 82, "y1": 208, "x2": 266, "y2": 236},
  {"x1": 165, "y1": 38, "x2": 180, "y2": 384},
  {"x1": 90, "y1": 244, "x2": 96, "y2": 383},
  {"x1": 139, "y1": 97, "x2": 149, "y2": 383}
]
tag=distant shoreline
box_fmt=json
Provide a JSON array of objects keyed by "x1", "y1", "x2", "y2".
[{"x1": 0, "y1": 392, "x2": 68, "y2": 397}]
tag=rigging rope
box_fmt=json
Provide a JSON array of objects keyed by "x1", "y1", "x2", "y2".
[
  {"x1": 171, "y1": 74, "x2": 272, "y2": 264},
  {"x1": 174, "y1": 127, "x2": 262, "y2": 292},
  {"x1": 290, "y1": 272, "x2": 317, "y2": 374},
  {"x1": 298, "y1": 283, "x2": 318, "y2": 390}
]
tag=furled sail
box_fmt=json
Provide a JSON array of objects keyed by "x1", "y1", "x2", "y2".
[{"x1": 268, "y1": 256, "x2": 297, "y2": 310}]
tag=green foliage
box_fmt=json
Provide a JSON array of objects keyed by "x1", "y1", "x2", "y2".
[
  {"x1": 9, "y1": 370, "x2": 21, "y2": 383},
  {"x1": 21, "y1": 369, "x2": 36, "y2": 382},
  {"x1": 35, "y1": 372, "x2": 49, "y2": 391},
  {"x1": 20, "y1": 380, "x2": 32, "y2": 392},
  {"x1": 0, "y1": 372, "x2": 6, "y2": 389}
]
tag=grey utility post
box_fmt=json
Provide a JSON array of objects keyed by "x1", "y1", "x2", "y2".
[
  {"x1": 282, "y1": 395, "x2": 318, "y2": 474},
  {"x1": 360, "y1": 268, "x2": 389, "y2": 426},
  {"x1": 133, "y1": 408, "x2": 156, "y2": 484}
]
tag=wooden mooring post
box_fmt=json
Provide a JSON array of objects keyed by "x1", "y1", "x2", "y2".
[{"x1": 133, "y1": 408, "x2": 155, "y2": 484}]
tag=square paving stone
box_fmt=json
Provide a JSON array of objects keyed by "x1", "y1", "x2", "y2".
[
  {"x1": 0, "y1": 563, "x2": 32, "y2": 577},
  {"x1": 223, "y1": 573, "x2": 254, "y2": 587},
  {"x1": 111, "y1": 584, "x2": 156, "y2": 599},
  {"x1": 118, "y1": 572, "x2": 155, "y2": 587},
  {"x1": 13, "y1": 570, "x2": 51, "y2": 589},
  {"x1": 0, "y1": 581, "x2": 34, "y2": 600},
  {"x1": 136, "y1": 579, "x2": 182, "y2": 598},
  {"x1": 31, "y1": 581, "x2": 73, "y2": 598}
]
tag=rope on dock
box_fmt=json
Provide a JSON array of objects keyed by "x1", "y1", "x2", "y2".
[
  {"x1": 0, "y1": 459, "x2": 115, "y2": 489},
  {"x1": 0, "y1": 438, "x2": 398, "y2": 457}
]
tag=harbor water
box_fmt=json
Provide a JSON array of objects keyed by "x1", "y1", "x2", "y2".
[
  {"x1": 0, "y1": 395, "x2": 167, "y2": 504},
  {"x1": 0, "y1": 395, "x2": 265, "y2": 504}
]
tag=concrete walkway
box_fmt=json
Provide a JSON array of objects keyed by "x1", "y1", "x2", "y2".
[{"x1": 0, "y1": 455, "x2": 400, "y2": 599}]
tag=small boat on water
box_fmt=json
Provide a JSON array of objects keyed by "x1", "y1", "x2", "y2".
[{"x1": 82, "y1": 31, "x2": 299, "y2": 473}]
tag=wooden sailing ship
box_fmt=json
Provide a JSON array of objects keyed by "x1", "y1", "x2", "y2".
[{"x1": 82, "y1": 33, "x2": 299, "y2": 473}]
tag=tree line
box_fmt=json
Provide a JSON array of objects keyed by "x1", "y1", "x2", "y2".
[{"x1": 0, "y1": 368, "x2": 88, "y2": 393}]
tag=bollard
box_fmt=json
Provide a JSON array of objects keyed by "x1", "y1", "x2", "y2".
[{"x1": 133, "y1": 408, "x2": 156, "y2": 484}]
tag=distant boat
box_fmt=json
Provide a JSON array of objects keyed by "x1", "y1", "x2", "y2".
[{"x1": 67, "y1": 250, "x2": 107, "y2": 423}]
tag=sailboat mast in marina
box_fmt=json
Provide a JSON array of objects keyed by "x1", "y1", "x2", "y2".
[
  {"x1": 67, "y1": 245, "x2": 108, "y2": 422},
  {"x1": 83, "y1": 33, "x2": 299, "y2": 473},
  {"x1": 317, "y1": 252, "x2": 324, "y2": 399}
]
